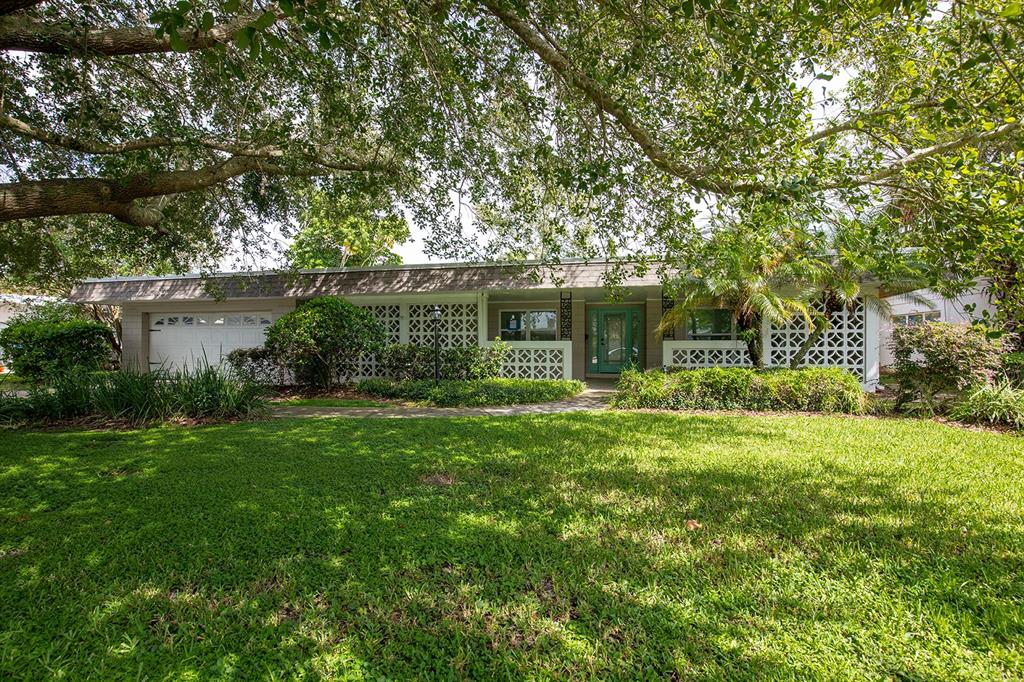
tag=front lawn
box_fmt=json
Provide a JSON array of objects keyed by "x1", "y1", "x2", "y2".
[{"x1": 1, "y1": 414, "x2": 1022, "y2": 678}]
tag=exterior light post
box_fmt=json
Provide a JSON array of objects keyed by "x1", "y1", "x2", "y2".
[{"x1": 430, "y1": 304, "x2": 442, "y2": 384}]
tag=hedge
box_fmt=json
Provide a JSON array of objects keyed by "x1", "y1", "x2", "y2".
[
  {"x1": 357, "y1": 378, "x2": 585, "y2": 407},
  {"x1": 0, "y1": 316, "x2": 111, "y2": 381},
  {"x1": 612, "y1": 367, "x2": 866, "y2": 414}
]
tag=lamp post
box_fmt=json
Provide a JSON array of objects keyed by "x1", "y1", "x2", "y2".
[{"x1": 430, "y1": 304, "x2": 442, "y2": 384}]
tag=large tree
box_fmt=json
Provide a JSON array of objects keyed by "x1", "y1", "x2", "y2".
[
  {"x1": 1, "y1": 1, "x2": 1020, "y2": 315},
  {"x1": 285, "y1": 192, "x2": 409, "y2": 269}
]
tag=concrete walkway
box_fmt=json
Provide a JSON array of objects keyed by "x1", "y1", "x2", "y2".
[{"x1": 273, "y1": 383, "x2": 615, "y2": 419}]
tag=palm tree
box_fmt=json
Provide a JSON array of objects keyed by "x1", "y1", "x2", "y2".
[
  {"x1": 787, "y1": 220, "x2": 929, "y2": 368},
  {"x1": 659, "y1": 238, "x2": 819, "y2": 368}
]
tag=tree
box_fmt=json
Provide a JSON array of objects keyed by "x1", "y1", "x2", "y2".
[
  {"x1": 286, "y1": 193, "x2": 409, "y2": 269},
  {"x1": 0, "y1": 0, "x2": 1020, "y2": 306},
  {"x1": 658, "y1": 213, "x2": 817, "y2": 368}
]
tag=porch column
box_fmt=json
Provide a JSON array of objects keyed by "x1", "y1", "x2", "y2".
[
  {"x1": 477, "y1": 292, "x2": 488, "y2": 346},
  {"x1": 645, "y1": 297, "x2": 662, "y2": 369}
]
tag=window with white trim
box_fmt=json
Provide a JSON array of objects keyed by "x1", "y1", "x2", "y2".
[
  {"x1": 892, "y1": 311, "x2": 940, "y2": 326},
  {"x1": 687, "y1": 309, "x2": 734, "y2": 340},
  {"x1": 500, "y1": 310, "x2": 558, "y2": 341}
]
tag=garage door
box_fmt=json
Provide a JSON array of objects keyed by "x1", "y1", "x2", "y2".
[{"x1": 149, "y1": 311, "x2": 274, "y2": 371}]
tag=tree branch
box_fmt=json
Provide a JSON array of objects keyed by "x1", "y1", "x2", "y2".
[
  {"x1": 850, "y1": 118, "x2": 1022, "y2": 186},
  {"x1": 479, "y1": 0, "x2": 759, "y2": 194},
  {"x1": 0, "y1": 0, "x2": 46, "y2": 17},
  {"x1": 0, "y1": 154, "x2": 394, "y2": 227},
  {"x1": 803, "y1": 100, "x2": 942, "y2": 144},
  {"x1": 0, "y1": 10, "x2": 277, "y2": 56}
]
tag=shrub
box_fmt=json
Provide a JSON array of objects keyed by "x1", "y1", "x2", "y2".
[
  {"x1": 0, "y1": 304, "x2": 112, "y2": 381},
  {"x1": 265, "y1": 297, "x2": 384, "y2": 389},
  {"x1": 357, "y1": 377, "x2": 585, "y2": 407},
  {"x1": 890, "y1": 322, "x2": 1002, "y2": 413},
  {"x1": 0, "y1": 366, "x2": 267, "y2": 426},
  {"x1": 377, "y1": 341, "x2": 509, "y2": 381},
  {"x1": 226, "y1": 347, "x2": 281, "y2": 385},
  {"x1": 612, "y1": 367, "x2": 866, "y2": 414},
  {"x1": 1002, "y1": 352, "x2": 1024, "y2": 387},
  {"x1": 951, "y1": 381, "x2": 1024, "y2": 430}
]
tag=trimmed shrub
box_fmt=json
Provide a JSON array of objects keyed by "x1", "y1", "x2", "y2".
[
  {"x1": 890, "y1": 322, "x2": 1002, "y2": 413},
  {"x1": 612, "y1": 367, "x2": 866, "y2": 414},
  {"x1": 357, "y1": 377, "x2": 585, "y2": 407},
  {"x1": 0, "y1": 366, "x2": 267, "y2": 426},
  {"x1": 951, "y1": 381, "x2": 1024, "y2": 430},
  {"x1": 0, "y1": 304, "x2": 112, "y2": 381},
  {"x1": 265, "y1": 297, "x2": 384, "y2": 389},
  {"x1": 226, "y1": 347, "x2": 281, "y2": 385},
  {"x1": 377, "y1": 341, "x2": 509, "y2": 381},
  {"x1": 1002, "y1": 352, "x2": 1024, "y2": 387}
]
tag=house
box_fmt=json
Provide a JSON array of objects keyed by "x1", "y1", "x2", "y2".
[
  {"x1": 879, "y1": 283, "x2": 995, "y2": 367},
  {"x1": 0, "y1": 294, "x2": 57, "y2": 373},
  {"x1": 69, "y1": 261, "x2": 882, "y2": 388}
]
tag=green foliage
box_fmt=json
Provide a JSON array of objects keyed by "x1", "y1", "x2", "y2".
[
  {"x1": 1, "y1": 414, "x2": 1022, "y2": 677},
  {"x1": 0, "y1": 366, "x2": 267, "y2": 425},
  {"x1": 378, "y1": 341, "x2": 509, "y2": 381},
  {"x1": 264, "y1": 297, "x2": 384, "y2": 389},
  {"x1": 226, "y1": 347, "x2": 281, "y2": 385},
  {"x1": 951, "y1": 381, "x2": 1024, "y2": 430},
  {"x1": 1001, "y1": 352, "x2": 1024, "y2": 387},
  {"x1": 0, "y1": 304, "x2": 112, "y2": 381},
  {"x1": 286, "y1": 194, "x2": 410, "y2": 269},
  {"x1": 612, "y1": 367, "x2": 866, "y2": 414},
  {"x1": 357, "y1": 378, "x2": 585, "y2": 407},
  {"x1": 890, "y1": 322, "x2": 1003, "y2": 413}
]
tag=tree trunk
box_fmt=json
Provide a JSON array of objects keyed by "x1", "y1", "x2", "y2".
[
  {"x1": 740, "y1": 314, "x2": 763, "y2": 368},
  {"x1": 789, "y1": 313, "x2": 830, "y2": 369}
]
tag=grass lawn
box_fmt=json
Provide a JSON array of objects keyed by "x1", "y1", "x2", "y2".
[
  {"x1": 1, "y1": 414, "x2": 1022, "y2": 679},
  {"x1": 275, "y1": 398, "x2": 391, "y2": 408}
]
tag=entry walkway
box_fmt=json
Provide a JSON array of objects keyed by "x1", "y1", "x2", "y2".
[{"x1": 273, "y1": 381, "x2": 615, "y2": 419}]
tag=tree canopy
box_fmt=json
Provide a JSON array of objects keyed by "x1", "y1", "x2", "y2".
[
  {"x1": 285, "y1": 192, "x2": 409, "y2": 269},
  {"x1": 0, "y1": 0, "x2": 1021, "y2": 326}
]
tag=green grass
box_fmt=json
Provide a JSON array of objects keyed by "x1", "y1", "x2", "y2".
[
  {"x1": 1, "y1": 414, "x2": 1022, "y2": 679},
  {"x1": 275, "y1": 397, "x2": 391, "y2": 408}
]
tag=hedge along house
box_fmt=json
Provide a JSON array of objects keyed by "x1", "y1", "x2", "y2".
[{"x1": 70, "y1": 260, "x2": 883, "y2": 388}]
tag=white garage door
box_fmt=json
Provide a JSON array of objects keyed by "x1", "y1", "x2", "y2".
[{"x1": 149, "y1": 311, "x2": 274, "y2": 371}]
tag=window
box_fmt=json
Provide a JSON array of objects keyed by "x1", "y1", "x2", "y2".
[
  {"x1": 892, "y1": 311, "x2": 940, "y2": 326},
  {"x1": 500, "y1": 310, "x2": 558, "y2": 341},
  {"x1": 687, "y1": 309, "x2": 733, "y2": 340}
]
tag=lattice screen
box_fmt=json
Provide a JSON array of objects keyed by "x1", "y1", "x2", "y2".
[
  {"x1": 502, "y1": 347, "x2": 566, "y2": 380},
  {"x1": 768, "y1": 299, "x2": 866, "y2": 379},
  {"x1": 356, "y1": 304, "x2": 402, "y2": 378},
  {"x1": 408, "y1": 303, "x2": 478, "y2": 348},
  {"x1": 670, "y1": 347, "x2": 749, "y2": 368}
]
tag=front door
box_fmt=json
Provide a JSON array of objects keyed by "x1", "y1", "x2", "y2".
[{"x1": 588, "y1": 307, "x2": 643, "y2": 374}]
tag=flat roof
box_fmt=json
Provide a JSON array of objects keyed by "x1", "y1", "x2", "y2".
[{"x1": 70, "y1": 260, "x2": 665, "y2": 304}]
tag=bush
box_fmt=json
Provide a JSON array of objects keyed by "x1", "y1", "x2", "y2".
[
  {"x1": 357, "y1": 377, "x2": 585, "y2": 407},
  {"x1": 1002, "y1": 352, "x2": 1024, "y2": 387},
  {"x1": 226, "y1": 347, "x2": 281, "y2": 385},
  {"x1": 265, "y1": 297, "x2": 384, "y2": 389},
  {"x1": 951, "y1": 381, "x2": 1024, "y2": 430},
  {"x1": 612, "y1": 367, "x2": 866, "y2": 414},
  {"x1": 378, "y1": 340, "x2": 509, "y2": 381},
  {"x1": 890, "y1": 322, "x2": 1002, "y2": 413},
  {"x1": 0, "y1": 366, "x2": 267, "y2": 426},
  {"x1": 0, "y1": 304, "x2": 112, "y2": 381}
]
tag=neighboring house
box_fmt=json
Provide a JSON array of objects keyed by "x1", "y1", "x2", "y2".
[
  {"x1": 69, "y1": 261, "x2": 884, "y2": 388},
  {"x1": 0, "y1": 294, "x2": 57, "y2": 373},
  {"x1": 878, "y1": 283, "x2": 995, "y2": 367}
]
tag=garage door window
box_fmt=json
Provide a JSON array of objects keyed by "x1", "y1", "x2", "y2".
[{"x1": 151, "y1": 312, "x2": 275, "y2": 328}]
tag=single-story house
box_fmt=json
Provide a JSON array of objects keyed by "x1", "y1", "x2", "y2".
[
  {"x1": 70, "y1": 261, "x2": 883, "y2": 388},
  {"x1": 879, "y1": 283, "x2": 995, "y2": 367}
]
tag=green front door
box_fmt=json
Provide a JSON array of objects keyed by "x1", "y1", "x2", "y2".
[{"x1": 588, "y1": 307, "x2": 643, "y2": 374}]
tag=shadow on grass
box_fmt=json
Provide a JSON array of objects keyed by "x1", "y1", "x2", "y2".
[{"x1": 0, "y1": 413, "x2": 1021, "y2": 678}]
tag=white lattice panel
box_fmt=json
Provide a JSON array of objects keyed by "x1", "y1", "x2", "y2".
[
  {"x1": 670, "y1": 347, "x2": 749, "y2": 368},
  {"x1": 768, "y1": 299, "x2": 866, "y2": 379},
  {"x1": 408, "y1": 303, "x2": 478, "y2": 348},
  {"x1": 356, "y1": 304, "x2": 402, "y2": 379},
  {"x1": 502, "y1": 347, "x2": 566, "y2": 380}
]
